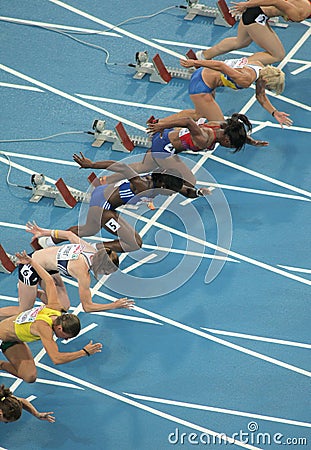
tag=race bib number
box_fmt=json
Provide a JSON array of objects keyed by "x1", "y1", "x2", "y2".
[
  {"x1": 57, "y1": 244, "x2": 83, "y2": 261},
  {"x1": 105, "y1": 218, "x2": 120, "y2": 232},
  {"x1": 15, "y1": 305, "x2": 45, "y2": 325},
  {"x1": 224, "y1": 57, "x2": 248, "y2": 69},
  {"x1": 163, "y1": 143, "x2": 175, "y2": 154}
]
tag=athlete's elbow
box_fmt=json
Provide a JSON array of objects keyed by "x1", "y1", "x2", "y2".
[
  {"x1": 80, "y1": 301, "x2": 93, "y2": 313},
  {"x1": 49, "y1": 355, "x2": 64, "y2": 365}
]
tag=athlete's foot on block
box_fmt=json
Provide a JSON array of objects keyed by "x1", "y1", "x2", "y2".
[
  {"x1": 0, "y1": 245, "x2": 17, "y2": 273},
  {"x1": 31, "y1": 237, "x2": 54, "y2": 251}
]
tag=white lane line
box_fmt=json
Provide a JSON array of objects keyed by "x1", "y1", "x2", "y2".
[
  {"x1": 120, "y1": 208, "x2": 311, "y2": 286},
  {"x1": 200, "y1": 328, "x2": 311, "y2": 349},
  {"x1": 0, "y1": 150, "x2": 78, "y2": 166},
  {"x1": 75, "y1": 94, "x2": 181, "y2": 113},
  {"x1": 193, "y1": 182, "x2": 311, "y2": 202},
  {"x1": 141, "y1": 243, "x2": 238, "y2": 262},
  {"x1": 0, "y1": 82, "x2": 43, "y2": 92},
  {"x1": 209, "y1": 154, "x2": 311, "y2": 198},
  {"x1": 121, "y1": 253, "x2": 157, "y2": 273},
  {"x1": 278, "y1": 27, "x2": 311, "y2": 70},
  {"x1": 291, "y1": 63, "x2": 311, "y2": 75},
  {"x1": 0, "y1": 295, "x2": 19, "y2": 302},
  {"x1": 0, "y1": 16, "x2": 121, "y2": 36},
  {"x1": 0, "y1": 371, "x2": 84, "y2": 390},
  {"x1": 0, "y1": 64, "x2": 146, "y2": 131},
  {"x1": 49, "y1": 0, "x2": 185, "y2": 59},
  {"x1": 36, "y1": 362, "x2": 260, "y2": 450},
  {"x1": 124, "y1": 392, "x2": 311, "y2": 429},
  {"x1": 54, "y1": 278, "x2": 311, "y2": 378},
  {"x1": 0, "y1": 220, "x2": 237, "y2": 263},
  {"x1": 248, "y1": 85, "x2": 311, "y2": 112},
  {"x1": 61, "y1": 323, "x2": 98, "y2": 344},
  {"x1": 88, "y1": 312, "x2": 162, "y2": 325},
  {"x1": 0, "y1": 154, "x2": 59, "y2": 184},
  {"x1": 277, "y1": 265, "x2": 311, "y2": 274}
]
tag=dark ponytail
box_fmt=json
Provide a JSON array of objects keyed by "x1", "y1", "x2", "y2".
[
  {"x1": 224, "y1": 113, "x2": 252, "y2": 152},
  {"x1": 0, "y1": 384, "x2": 22, "y2": 422}
]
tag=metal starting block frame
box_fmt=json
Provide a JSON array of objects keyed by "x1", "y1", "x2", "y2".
[
  {"x1": 133, "y1": 52, "x2": 193, "y2": 84},
  {"x1": 29, "y1": 177, "x2": 90, "y2": 208},
  {"x1": 184, "y1": 0, "x2": 236, "y2": 26},
  {"x1": 92, "y1": 121, "x2": 151, "y2": 151}
]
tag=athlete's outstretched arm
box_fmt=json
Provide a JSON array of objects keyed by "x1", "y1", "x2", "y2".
[{"x1": 73, "y1": 153, "x2": 139, "y2": 181}]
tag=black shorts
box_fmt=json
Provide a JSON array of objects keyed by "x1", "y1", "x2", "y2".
[
  {"x1": 18, "y1": 263, "x2": 40, "y2": 286},
  {"x1": 18, "y1": 261, "x2": 59, "y2": 286},
  {"x1": 242, "y1": 7, "x2": 268, "y2": 25},
  {"x1": 0, "y1": 341, "x2": 19, "y2": 353}
]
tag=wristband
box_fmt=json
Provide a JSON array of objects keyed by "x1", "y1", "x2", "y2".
[
  {"x1": 82, "y1": 347, "x2": 90, "y2": 356},
  {"x1": 271, "y1": 110, "x2": 277, "y2": 117}
]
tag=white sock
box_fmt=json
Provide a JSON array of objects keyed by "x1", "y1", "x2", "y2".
[
  {"x1": 38, "y1": 236, "x2": 55, "y2": 248},
  {"x1": 195, "y1": 50, "x2": 206, "y2": 60}
]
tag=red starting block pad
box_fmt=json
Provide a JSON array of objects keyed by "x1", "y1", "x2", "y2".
[
  {"x1": 0, "y1": 244, "x2": 16, "y2": 273},
  {"x1": 88, "y1": 172, "x2": 101, "y2": 187},
  {"x1": 152, "y1": 54, "x2": 172, "y2": 84},
  {"x1": 55, "y1": 178, "x2": 78, "y2": 208},
  {"x1": 115, "y1": 122, "x2": 135, "y2": 152},
  {"x1": 31, "y1": 238, "x2": 43, "y2": 251},
  {"x1": 186, "y1": 49, "x2": 197, "y2": 60},
  {"x1": 217, "y1": 0, "x2": 236, "y2": 26}
]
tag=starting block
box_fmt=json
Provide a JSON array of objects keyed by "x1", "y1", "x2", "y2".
[
  {"x1": 29, "y1": 177, "x2": 90, "y2": 208},
  {"x1": 91, "y1": 120, "x2": 151, "y2": 151},
  {"x1": 0, "y1": 244, "x2": 17, "y2": 273},
  {"x1": 133, "y1": 52, "x2": 175, "y2": 84},
  {"x1": 183, "y1": 0, "x2": 236, "y2": 27},
  {"x1": 132, "y1": 51, "x2": 193, "y2": 84}
]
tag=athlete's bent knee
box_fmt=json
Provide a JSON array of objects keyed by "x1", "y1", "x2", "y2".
[{"x1": 23, "y1": 371, "x2": 37, "y2": 383}]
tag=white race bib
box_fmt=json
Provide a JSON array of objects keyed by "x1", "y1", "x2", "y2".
[
  {"x1": 57, "y1": 244, "x2": 84, "y2": 261},
  {"x1": 15, "y1": 305, "x2": 45, "y2": 325},
  {"x1": 224, "y1": 57, "x2": 248, "y2": 69}
]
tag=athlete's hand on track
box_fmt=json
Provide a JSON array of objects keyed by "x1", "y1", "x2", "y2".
[
  {"x1": 73, "y1": 152, "x2": 94, "y2": 169},
  {"x1": 112, "y1": 297, "x2": 135, "y2": 310}
]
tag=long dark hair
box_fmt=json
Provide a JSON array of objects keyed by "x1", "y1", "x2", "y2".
[
  {"x1": 0, "y1": 385, "x2": 22, "y2": 422},
  {"x1": 224, "y1": 113, "x2": 252, "y2": 152}
]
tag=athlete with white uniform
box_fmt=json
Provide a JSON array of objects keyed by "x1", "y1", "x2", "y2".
[{"x1": 0, "y1": 223, "x2": 134, "y2": 319}]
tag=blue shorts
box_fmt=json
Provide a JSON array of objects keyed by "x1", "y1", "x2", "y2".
[
  {"x1": 89, "y1": 185, "x2": 112, "y2": 209},
  {"x1": 189, "y1": 67, "x2": 213, "y2": 95},
  {"x1": 151, "y1": 129, "x2": 176, "y2": 160}
]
